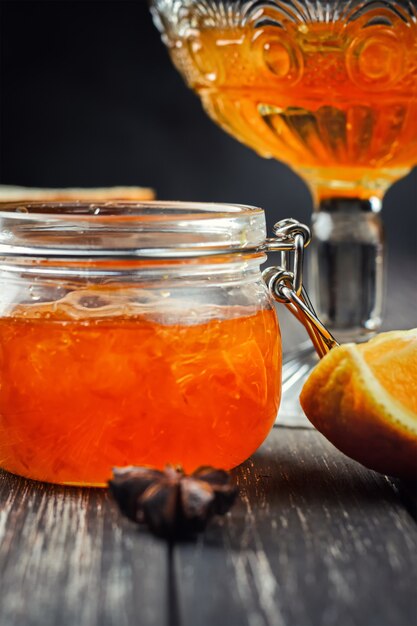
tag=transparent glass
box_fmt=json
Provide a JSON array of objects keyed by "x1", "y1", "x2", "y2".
[
  {"x1": 150, "y1": 0, "x2": 417, "y2": 421},
  {"x1": 0, "y1": 201, "x2": 281, "y2": 486}
]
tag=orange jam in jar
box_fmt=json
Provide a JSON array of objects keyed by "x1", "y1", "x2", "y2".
[
  {"x1": 0, "y1": 306, "x2": 280, "y2": 485},
  {"x1": 0, "y1": 201, "x2": 282, "y2": 486}
]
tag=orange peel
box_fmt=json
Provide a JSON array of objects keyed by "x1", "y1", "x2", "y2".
[{"x1": 300, "y1": 329, "x2": 417, "y2": 479}]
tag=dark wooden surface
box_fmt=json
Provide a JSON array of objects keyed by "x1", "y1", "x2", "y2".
[
  {"x1": 0, "y1": 429, "x2": 416, "y2": 626},
  {"x1": 0, "y1": 252, "x2": 416, "y2": 626}
]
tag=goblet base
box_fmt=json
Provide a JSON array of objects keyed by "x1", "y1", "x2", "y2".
[{"x1": 275, "y1": 342, "x2": 318, "y2": 428}]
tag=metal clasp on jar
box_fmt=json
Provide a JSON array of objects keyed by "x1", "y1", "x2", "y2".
[{"x1": 262, "y1": 219, "x2": 338, "y2": 359}]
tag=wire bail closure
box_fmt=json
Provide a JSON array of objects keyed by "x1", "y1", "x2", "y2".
[{"x1": 262, "y1": 219, "x2": 338, "y2": 358}]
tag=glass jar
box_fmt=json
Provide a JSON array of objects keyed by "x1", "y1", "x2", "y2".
[
  {"x1": 0, "y1": 201, "x2": 333, "y2": 486},
  {"x1": 0, "y1": 201, "x2": 283, "y2": 486}
]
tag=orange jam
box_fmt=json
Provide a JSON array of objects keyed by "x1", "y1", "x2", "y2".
[{"x1": 0, "y1": 305, "x2": 280, "y2": 486}]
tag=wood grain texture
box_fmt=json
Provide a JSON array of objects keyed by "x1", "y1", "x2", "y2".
[
  {"x1": 175, "y1": 430, "x2": 417, "y2": 626},
  {"x1": 0, "y1": 475, "x2": 167, "y2": 626},
  {"x1": 1, "y1": 430, "x2": 415, "y2": 626}
]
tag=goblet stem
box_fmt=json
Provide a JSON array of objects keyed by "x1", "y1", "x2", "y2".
[
  {"x1": 309, "y1": 197, "x2": 385, "y2": 344},
  {"x1": 277, "y1": 196, "x2": 384, "y2": 427}
]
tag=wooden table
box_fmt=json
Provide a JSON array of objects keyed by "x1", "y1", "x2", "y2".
[{"x1": 0, "y1": 254, "x2": 416, "y2": 626}]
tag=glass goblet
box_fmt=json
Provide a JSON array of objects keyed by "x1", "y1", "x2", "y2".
[{"x1": 150, "y1": 0, "x2": 417, "y2": 423}]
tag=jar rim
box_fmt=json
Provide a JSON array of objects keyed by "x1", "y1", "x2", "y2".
[{"x1": 0, "y1": 200, "x2": 267, "y2": 259}]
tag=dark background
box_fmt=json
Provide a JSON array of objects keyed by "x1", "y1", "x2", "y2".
[{"x1": 0, "y1": 0, "x2": 416, "y2": 253}]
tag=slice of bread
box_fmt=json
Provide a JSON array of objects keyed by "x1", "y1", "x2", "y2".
[{"x1": 0, "y1": 185, "x2": 155, "y2": 202}]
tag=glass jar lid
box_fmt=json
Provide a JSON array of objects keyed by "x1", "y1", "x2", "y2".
[{"x1": 0, "y1": 201, "x2": 267, "y2": 259}]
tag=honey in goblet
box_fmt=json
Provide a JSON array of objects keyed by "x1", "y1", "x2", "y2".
[{"x1": 166, "y1": 12, "x2": 417, "y2": 201}]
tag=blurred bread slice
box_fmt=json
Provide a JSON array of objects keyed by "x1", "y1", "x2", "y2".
[{"x1": 0, "y1": 185, "x2": 155, "y2": 202}]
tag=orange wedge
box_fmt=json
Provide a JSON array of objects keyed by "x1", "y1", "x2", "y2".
[
  {"x1": 300, "y1": 329, "x2": 417, "y2": 479},
  {"x1": 0, "y1": 184, "x2": 154, "y2": 202}
]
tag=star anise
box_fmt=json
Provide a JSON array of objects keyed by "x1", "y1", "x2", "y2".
[{"x1": 109, "y1": 465, "x2": 238, "y2": 539}]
